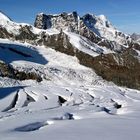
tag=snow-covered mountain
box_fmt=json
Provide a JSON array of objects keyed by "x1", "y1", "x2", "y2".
[
  {"x1": 0, "y1": 12, "x2": 140, "y2": 88},
  {"x1": 0, "y1": 11, "x2": 140, "y2": 140},
  {"x1": 34, "y1": 12, "x2": 131, "y2": 45},
  {"x1": 0, "y1": 11, "x2": 139, "y2": 89},
  {"x1": 82, "y1": 14, "x2": 131, "y2": 44}
]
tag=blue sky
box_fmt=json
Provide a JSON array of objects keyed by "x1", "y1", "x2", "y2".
[{"x1": 0, "y1": 0, "x2": 140, "y2": 34}]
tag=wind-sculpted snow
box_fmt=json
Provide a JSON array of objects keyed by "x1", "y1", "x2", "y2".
[
  {"x1": 0, "y1": 83, "x2": 140, "y2": 140},
  {"x1": 0, "y1": 40, "x2": 140, "y2": 140}
]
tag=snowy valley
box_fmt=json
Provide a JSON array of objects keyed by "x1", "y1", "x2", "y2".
[{"x1": 0, "y1": 11, "x2": 140, "y2": 140}]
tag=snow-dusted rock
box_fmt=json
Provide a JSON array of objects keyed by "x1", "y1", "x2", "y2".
[{"x1": 34, "y1": 11, "x2": 79, "y2": 32}]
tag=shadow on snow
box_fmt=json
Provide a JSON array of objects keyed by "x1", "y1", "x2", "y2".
[
  {"x1": 0, "y1": 43, "x2": 48, "y2": 65},
  {"x1": 0, "y1": 86, "x2": 25, "y2": 99}
]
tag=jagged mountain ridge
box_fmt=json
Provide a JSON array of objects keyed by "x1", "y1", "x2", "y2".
[
  {"x1": 0, "y1": 11, "x2": 140, "y2": 89},
  {"x1": 34, "y1": 11, "x2": 131, "y2": 45}
]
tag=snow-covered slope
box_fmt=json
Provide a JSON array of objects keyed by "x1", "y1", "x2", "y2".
[
  {"x1": 0, "y1": 11, "x2": 21, "y2": 35},
  {"x1": 64, "y1": 31, "x2": 114, "y2": 57},
  {"x1": 0, "y1": 39, "x2": 140, "y2": 140},
  {"x1": 0, "y1": 11, "x2": 11, "y2": 21}
]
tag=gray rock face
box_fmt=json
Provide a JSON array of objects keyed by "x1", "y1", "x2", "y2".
[
  {"x1": 79, "y1": 19, "x2": 101, "y2": 44},
  {"x1": 34, "y1": 13, "x2": 52, "y2": 29},
  {"x1": 0, "y1": 27, "x2": 13, "y2": 39},
  {"x1": 34, "y1": 12, "x2": 101, "y2": 42},
  {"x1": 34, "y1": 11, "x2": 79, "y2": 32}
]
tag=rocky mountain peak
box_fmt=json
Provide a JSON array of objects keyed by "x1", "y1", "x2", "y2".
[
  {"x1": 34, "y1": 11, "x2": 131, "y2": 45},
  {"x1": 34, "y1": 11, "x2": 79, "y2": 32},
  {"x1": 34, "y1": 13, "x2": 52, "y2": 29}
]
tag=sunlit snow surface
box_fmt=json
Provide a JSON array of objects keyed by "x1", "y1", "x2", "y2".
[{"x1": 0, "y1": 39, "x2": 140, "y2": 140}]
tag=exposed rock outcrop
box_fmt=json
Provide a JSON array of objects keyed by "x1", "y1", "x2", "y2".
[
  {"x1": 0, "y1": 61, "x2": 42, "y2": 82},
  {"x1": 34, "y1": 11, "x2": 79, "y2": 32}
]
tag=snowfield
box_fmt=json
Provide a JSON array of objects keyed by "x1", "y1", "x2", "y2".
[
  {"x1": 0, "y1": 39, "x2": 140, "y2": 140},
  {"x1": 64, "y1": 31, "x2": 114, "y2": 57}
]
